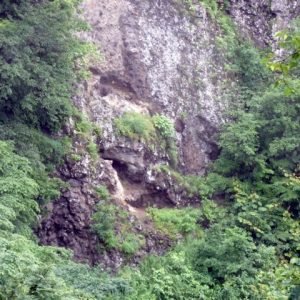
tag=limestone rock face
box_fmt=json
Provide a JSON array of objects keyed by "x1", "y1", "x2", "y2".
[
  {"x1": 38, "y1": 0, "x2": 300, "y2": 266},
  {"x1": 225, "y1": 0, "x2": 300, "y2": 47},
  {"x1": 78, "y1": 0, "x2": 228, "y2": 175}
]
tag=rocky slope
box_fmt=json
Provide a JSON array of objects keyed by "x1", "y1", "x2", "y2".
[{"x1": 38, "y1": 0, "x2": 300, "y2": 266}]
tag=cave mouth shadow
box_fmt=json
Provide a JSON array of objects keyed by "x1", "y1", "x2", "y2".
[
  {"x1": 111, "y1": 160, "x2": 129, "y2": 181},
  {"x1": 110, "y1": 159, "x2": 175, "y2": 209}
]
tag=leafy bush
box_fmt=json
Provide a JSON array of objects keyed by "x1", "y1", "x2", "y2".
[
  {"x1": 120, "y1": 233, "x2": 145, "y2": 255},
  {"x1": 56, "y1": 262, "x2": 132, "y2": 299},
  {"x1": 91, "y1": 201, "x2": 145, "y2": 255},
  {"x1": 188, "y1": 225, "x2": 277, "y2": 299},
  {"x1": 86, "y1": 141, "x2": 98, "y2": 160},
  {"x1": 0, "y1": 232, "x2": 78, "y2": 299},
  {"x1": 152, "y1": 115, "x2": 178, "y2": 166},
  {"x1": 0, "y1": 122, "x2": 70, "y2": 170},
  {"x1": 0, "y1": 0, "x2": 90, "y2": 132},
  {"x1": 0, "y1": 141, "x2": 39, "y2": 236},
  {"x1": 147, "y1": 207, "x2": 200, "y2": 238},
  {"x1": 152, "y1": 115, "x2": 175, "y2": 139},
  {"x1": 115, "y1": 112, "x2": 156, "y2": 141},
  {"x1": 0, "y1": 122, "x2": 69, "y2": 205},
  {"x1": 121, "y1": 248, "x2": 211, "y2": 300},
  {"x1": 198, "y1": 199, "x2": 227, "y2": 227},
  {"x1": 91, "y1": 202, "x2": 117, "y2": 248},
  {"x1": 95, "y1": 185, "x2": 110, "y2": 201},
  {"x1": 190, "y1": 225, "x2": 275, "y2": 281}
]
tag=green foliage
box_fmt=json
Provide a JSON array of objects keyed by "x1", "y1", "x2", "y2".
[
  {"x1": 74, "y1": 113, "x2": 102, "y2": 139},
  {"x1": 0, "y1": 141, "x2": 39, "y2": 236},
  {"x1": 199, "y1": 0, "x2": 219, "y2": 18},
  {"x1": 167, "y1": 141, "x2": 179, "y2": 168},
  {"x1": 147, "y1": 207, "x2": 200, "y2": 239},
  {"x1": 0, "y1": 232, "x2": 78, "y2": 299},
  {"x1": 86, "y1": 141, "x2": 98, "y2": 161},
  {"x1": 267, "y1": 19, "x2": 300, "y2": 93},
  {"x1": 152, "y1": 114, "x2": 178, "y2": 167},
  {"x1": 73, "y1": 113, "x2": 102, "y2": 162},
  {"x1": 0, "y1": 0, "x2": 90, "y2": 132},
  {"x1": 120, "y1": 233, "x2": 145, "y2": 256},
  {"x1": 122, "y1": 250, "x2": 208, "y2": 300},
  {"x1": 91, "y1": 201, "x2": 145, "y2": 255},
  {"x1": 75, "y1": 116, "x2": 94, "y2": 136},
  {"x1": 198, "y1": 199, "x2": 227, "y2": 227},
  {"x1": 0, "y1": 122, "x2": 70, "y2": 170},
  {"x1": 91, "y1": 202, "x2": 117, "y2": 248},
  {"x1": 232, "y1": 43, "x2": 270, "y2": 91},
  {"x1": 152, "y1": 115, "x2": 175, "y2": 139},
  {"x1": 115, "y1": 112, "x2": 156, "y2": 141},
  {"x1": 214, "y1": 113, "x2": 261, "y2": 177},
  {"x1": 214, "y1": 80, "x2": 300, "y2": 185},
  {"x1": 56, "y1": 262, "x2": 132, "y2": 299},
  {"x1": 95, "y1": 185, "x2": 110, "y2": 201},
  {"x1": 190, "y1": 225, "x2": 275, "y2": 283},
  {"x1": 0, "y1": 122, "x2": 69, "y2": 205}
]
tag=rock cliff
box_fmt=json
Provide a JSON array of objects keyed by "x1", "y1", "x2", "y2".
[{"x1": 38, "y1": 0, "x2": 300, "y2": 266}]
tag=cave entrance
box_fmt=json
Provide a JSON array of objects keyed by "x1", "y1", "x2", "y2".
[
  {"x1": 111, "y1": 160, "x2": 129, "y2": 181},
  {"x1": 109, "y1": 159, "x2": 175, "y2": 210}
]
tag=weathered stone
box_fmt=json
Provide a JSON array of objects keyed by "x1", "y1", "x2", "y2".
[
  {"x1": 226, "y1": 0, "x2": 300, "y2": 47},
  {"x1": 38, "y1": 0, "x2": 300, "y2": 269},
  {"x1": 79, "y1": 0, "x2": 229, "y2": 175}
]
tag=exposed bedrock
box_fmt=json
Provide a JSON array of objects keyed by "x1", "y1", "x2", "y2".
[
  {"x1": 223, "y1": 0, "x2": 300, "y2": 47},
  {"x1": 77, "y1": 0, "x2": 228, "y2": 175},
  {"x1": 39, "y1": 0, "x2": 300, "y2": 266}
]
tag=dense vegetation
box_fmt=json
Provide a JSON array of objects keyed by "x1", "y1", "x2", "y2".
[{"x1": 0, "y1": 0, "x2": 299, "y2": 299}]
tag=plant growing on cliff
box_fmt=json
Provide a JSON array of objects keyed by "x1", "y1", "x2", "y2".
[
  {"x1": 147, "y1": 207, "x2": 200, "y2": 239},
  {"x1": 73, "y1": 112, "x2": 101, "y2": 161},
  {"x1": 152, "y1": 114, "x2": 178, "y2": 167},
  {"x1": 95, "y1": 185, "x2": 110, "y2": 201},
  {"x1": 152, "y1": 114, "x2": 175, "y2": 139},
  {"x1": 115, "y1": 112, "x2": 156, "y2": 141},
  {"x1": 91, "y1": 199, "x2": 145, "y2": 255}
]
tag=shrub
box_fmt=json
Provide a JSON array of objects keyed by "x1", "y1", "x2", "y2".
[
  {"x1": 152, "y1": 115, "x2": 178, "y2": 167},
  {"x1": 86, "y1": 141, "x2": 98, "y2": 160},
  {"x1": 75, "y1": 115, "x2": 94, "y2": 136},
  {"x1": 115, "y1": 112, "x2": 156, "y2": 141},
  {"x1": 147, "y1": 207, "x2": 200, "y2": 239},
  {"x1": 120, "y1": 233, "x2": 145, "y2": 255},
  {"x1": 0, "y1": 0, "x2": 90, "y2": 132},
  {"x1": 152, "y1": 115, "x2": 175, "y2": 139},
  {"x1": 56, "y1": 262, "x2": 131, "y2": 299},
  {"x1": 91, "y1": 200, "x2": 145, "y2": 255},
  {"x1": 95, "y1": 185, "x2": 110, "y2": 201},
  {"x1": 91, "y1": 203, "x2": 117, "y2": 248}
]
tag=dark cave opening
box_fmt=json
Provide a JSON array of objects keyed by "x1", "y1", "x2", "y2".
[{"x1": 111, "y1": 160, "x2": 129, "y2": 181}]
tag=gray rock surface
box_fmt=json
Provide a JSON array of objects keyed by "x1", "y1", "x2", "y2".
[
  {"x1": 225, "y1": 0, "x2": 300, "y2": 47},
  {"x1": 38, "y1": 0, "x2": 300, "y2": 267},
  {"x1": 78, "y1": 0, "x2": 229, "y2": 175}
]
